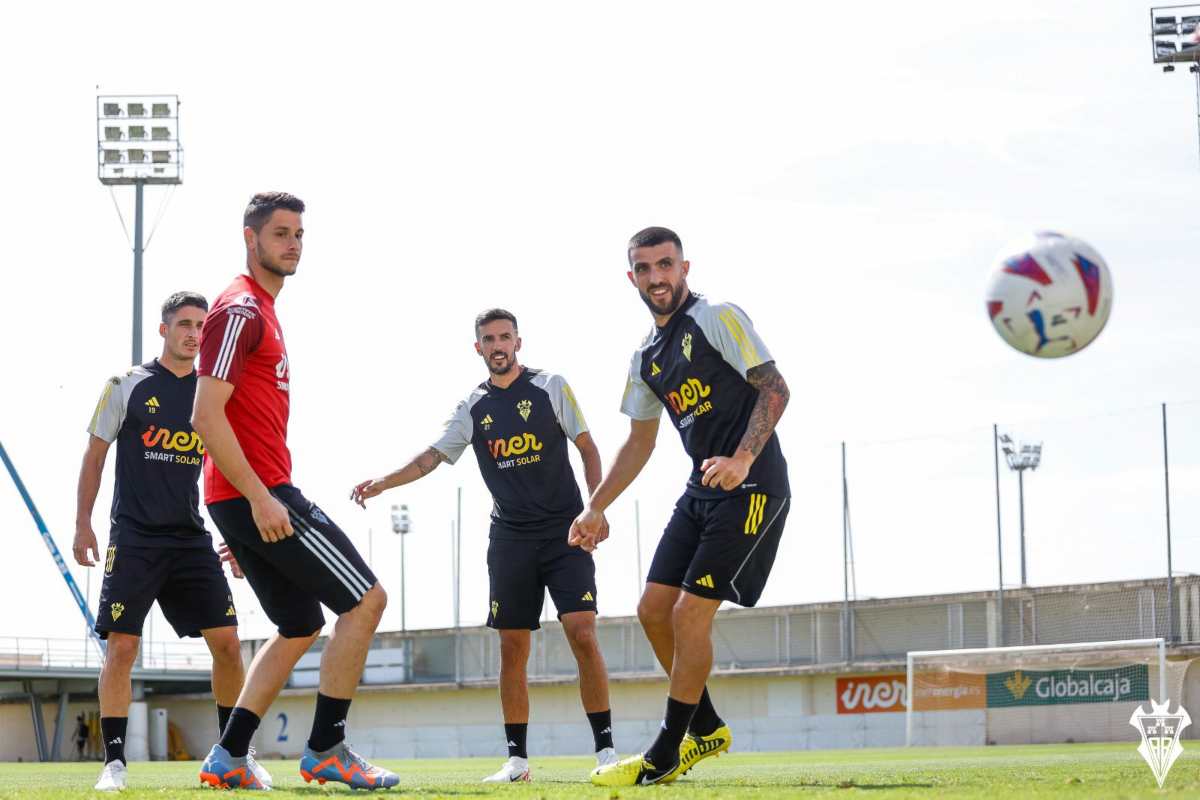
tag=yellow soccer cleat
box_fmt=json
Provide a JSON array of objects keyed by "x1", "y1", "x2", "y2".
[
  {"x1": 677, "y1": 724, "x2": 732, "y2": 777},
  {"x1": 589, "y1": 753, "x2": 680, "y2": 786}
]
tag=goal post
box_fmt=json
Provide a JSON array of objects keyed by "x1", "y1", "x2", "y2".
[{"x1": 906, "y1": 638, "x2": 1167, "y2": 747}]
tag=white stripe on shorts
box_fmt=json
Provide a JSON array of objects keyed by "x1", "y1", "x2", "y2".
[{"x1": 288, "y1": 511, "x2": 372, "y2": 597}]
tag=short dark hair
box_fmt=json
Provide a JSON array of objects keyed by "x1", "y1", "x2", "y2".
[
  {"x1": 474, "y1": 308, "x2": 518, "y2": 337},
  {"x1": 161, "y1": 291, "x2": 208, "y2": 323},
  {"x1": 627, "y1": 226, "x2": 683, "y2": 265},
  {"x1": 243, "y1": 191, "x2": 306, "y2": 232}
]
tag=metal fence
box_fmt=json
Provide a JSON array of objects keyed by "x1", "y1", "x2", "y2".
[
  {"x1": 0, "y1": 636, "x2": 212, "y2": 673},
  {"x1": 260, "y1": 575, "x2": 1199, "y2": 688}
]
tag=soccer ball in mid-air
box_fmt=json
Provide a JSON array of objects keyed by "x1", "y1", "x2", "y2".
[{"x1": 985, "y1": 231, "x2": 1113, "y2": 358}]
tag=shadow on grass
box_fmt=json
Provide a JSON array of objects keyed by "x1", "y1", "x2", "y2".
[
  {"x1": 286, "y1": 788, "x2": 491, "y2": 797},
  {"x1": 695, "y1": 779, "x2": 936, "y2": 790}
]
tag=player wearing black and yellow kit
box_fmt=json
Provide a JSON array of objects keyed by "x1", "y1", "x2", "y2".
[
  {"x1": 72, "y1": 292, "x2": 261, "y2": 791},
  {"x1": 351, "y1": 309, "x2": 619, "y2": 782},
  {"x1": 575, "y1": 227, "x2": 791, "y2": 786}
]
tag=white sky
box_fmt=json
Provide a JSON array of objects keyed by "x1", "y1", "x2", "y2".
[{"x1": 3, "y1": 1, "x2": 1200, "y2": 647}]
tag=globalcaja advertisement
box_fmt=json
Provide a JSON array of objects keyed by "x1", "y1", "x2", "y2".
[{"x1": 986, "y1": 666, "x2": 1149, "y2": 707}]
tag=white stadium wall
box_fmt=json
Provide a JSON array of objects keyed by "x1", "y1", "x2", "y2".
[{"x1": 5, "y1": 578, "x2": 1200, "y2": 761}]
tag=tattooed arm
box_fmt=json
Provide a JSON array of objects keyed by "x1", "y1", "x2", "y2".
[
  {"x1": 351, "y1": 446, "x2": 449, "y2": 507},
  {"x1": 699, "y1": 362, "x2": 790, "y2": 491}
]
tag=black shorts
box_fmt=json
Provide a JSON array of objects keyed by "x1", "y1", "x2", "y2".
[
  {"x1": 647, "y1": 492, "x2": 790, "y2": 607},
  {"x1": 95, "y1": 541, "x2": 236, "y2": 639},
  {"x1": 487, "y1": 531, "x2": 597, "y2": 630},
  {"x1": 207, "y1": 485, "x2": 377, "y2": 638}
]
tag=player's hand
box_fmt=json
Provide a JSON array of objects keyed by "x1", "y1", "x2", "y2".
[
  {"x1": 251, "y1": 494, "x2": 294, "y2": 543},
  {"x1": 569, "y1": 508, "x2": 606, "y2": 553},
  {"x1": 350, "y1": 479, "x2": 387, "y2": 508},
  {"x1": 72, "y1": 525, "x2": 100, "y2": 567},
  {"x1": 700, "y1": 453, "x2": 752, "y2": 492},
  {"x1": 217, "y1": 542, "x2": 244, "y2": 579}
]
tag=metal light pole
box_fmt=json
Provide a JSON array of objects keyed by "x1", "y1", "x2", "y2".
[
  {"x1": 634, "y1": 500, "x2": 643, "y2": 593},
  {"x1": 391, "y1": 504, "x2": 411, "y2": 632},
  {"x1": 993, "y1": 424, "x2": 1005, "y2": 646},
  {"x1": 97, "y1": 95, "x2": 182, "y2": 365},
  {"x1": 999, "y1": 434, "x2": 1042, "y2": 586}
]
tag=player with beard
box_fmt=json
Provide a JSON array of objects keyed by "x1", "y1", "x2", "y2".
[
  {"x1": 351, "y1": 309, "x2": 619, "y2": 782},
  {"x1": 193, "y1": 192, "x2": 397, "y2": 790},
  {"x1": 576, "y1": 227, "x2": 792, "y2": 786},
  {"x1": 74, "y1": 291, "x2": 262, "y2": 791}
]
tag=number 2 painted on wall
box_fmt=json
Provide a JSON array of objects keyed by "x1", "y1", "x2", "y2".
[{"x1": 276, "y1": 712, "x2": 288, "y2": 742}]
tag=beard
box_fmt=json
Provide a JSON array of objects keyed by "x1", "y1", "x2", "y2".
[
  {"x1": 487, "y1": 353, "x2": 515, "y2": 375},
  {"x1": 638, "y1": 280, "x2": 688, "y2": 317},
  {"x1": 257, "y1": 243, "x2": 298, "y2": 277}
]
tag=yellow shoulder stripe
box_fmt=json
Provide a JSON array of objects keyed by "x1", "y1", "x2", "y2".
[
  {"x1": 719, "y1": 308, "x2": 761, "y2": 369},
  {"x1": 88, "y1": 381, "x2": 115, "y2": 433}
]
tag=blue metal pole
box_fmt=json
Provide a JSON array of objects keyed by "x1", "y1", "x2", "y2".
[{"x1": 0, "y1": 441, "x2": 104, "y2": 653}]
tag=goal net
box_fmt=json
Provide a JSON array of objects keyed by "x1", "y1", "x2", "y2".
[{"x1": 905, "y1": 638, "x2": 1174, "y2": 746}]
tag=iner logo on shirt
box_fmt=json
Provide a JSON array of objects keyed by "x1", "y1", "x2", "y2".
[
  {"x1": 666, "y1": 377, "x2": 712, "y2": 416},
  {"x1": 141, "y1": 425, "x2": 205, "y2": 454},
  {"x1": 488, "y1": 433, "x2": 543, "y2": 460}
]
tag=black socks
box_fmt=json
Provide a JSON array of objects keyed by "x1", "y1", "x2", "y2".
[
  {"x1": 645, "y1": 697, "x2": 696, "y2": 768},
  {"x1": 218, "y1": 707, "x2": 261, "y2": 758},
  {"x1": 504, "y1": 722, "x2": 528, "y2": 759},
  {"x1": 100, "y1": 717, "x2": 127, "y2": 765},
  {"x1": 308, "y1": 693, "x2": 353, "y2": 753},
  {"x1": 688, "y1": 687, "x2": 725, "y2": 737},
  {"x1": 586, "y1": 709, "x2": 614, "y2": 752}
]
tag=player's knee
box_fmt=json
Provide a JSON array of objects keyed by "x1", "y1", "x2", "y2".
[
  {"x1": 104, "y1": 635, "x2": 140, "y2": 668},
  {"x1": 638, "y1": 595, "x2": 671, "y2": 629},
  {"x1": 209, "y1": 634, "x2": 243, "y2": 666},
  {"x1": 562, "y1": 617, "x2": 598, "y2": 650},
  {"x1": 499, "y1": 632, "x2": 530, "y2": 663},
  {"x1": 671, "y1": 594, "x2": 713, "y2": 630},
  {"x1": 356, "y1": 584, "x2": 387, "y2": 622}
]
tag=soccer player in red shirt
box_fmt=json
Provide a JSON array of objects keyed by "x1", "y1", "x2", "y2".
[{"x1": 192, "y1": 192, "x2": 397, "y2": 790}]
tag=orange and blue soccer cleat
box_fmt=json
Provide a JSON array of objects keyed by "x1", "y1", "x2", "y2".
[
  {"x1": 199, "y1": 744, "x2": 269, "y2": 790},
  {"x1": 300, "y1": 742, "x2": 399, "y2": 790}
]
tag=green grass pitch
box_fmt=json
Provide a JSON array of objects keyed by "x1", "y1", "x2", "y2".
[{"x1": 1, "y1": 744, "x2": 1197, "y2": 798}]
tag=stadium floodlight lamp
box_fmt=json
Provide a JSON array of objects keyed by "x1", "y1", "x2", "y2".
[
  {"x1": 390, "y1": 504, "x2": 412, "y2": 632},
  {"x1": 390, "y1": 504, "x2": 411, "y2": 535},
  {"x1": 97, "y1": 93, "x2": 183, "y2": 368},
  {"x1": 999, "y1": 432, "x2": 1042, "y2": 585},
  {"x1": 97, "y1": 95, "x2": 181, "y2": 186}
]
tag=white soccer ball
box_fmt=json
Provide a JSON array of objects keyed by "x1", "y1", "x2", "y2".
[{"x1": 985, "y1": 231, "x2": 1113, "y2": 358}]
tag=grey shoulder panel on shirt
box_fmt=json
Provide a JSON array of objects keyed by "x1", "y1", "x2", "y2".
[{"x1": 683, "y1": 296, "x2": 772, "y2": 377}]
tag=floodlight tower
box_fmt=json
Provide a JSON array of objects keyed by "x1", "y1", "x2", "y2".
[
  {"x1": 97, "y1": 95, "x2": 183, "y2": 364},
  {"x1": 999, "y1": 434, "x2": 1042, "y2": 587},
  {"x1": 391, "y1": 504, "x2": 411, "y2": 631},
  {"x1": 1151, "y1": 6, "x2": 1200, "y2": 162}
]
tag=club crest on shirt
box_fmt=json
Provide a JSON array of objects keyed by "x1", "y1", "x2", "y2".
[
  {"x1": 682, "y1": 332, "x2": 693, "y2": 361},
  {"x1": 517, "y1": 399, "x2": 532, "y2": 421}
]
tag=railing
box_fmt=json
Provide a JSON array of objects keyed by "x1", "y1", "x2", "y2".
[
  {"x1": 0, "y1": 636, "x2": 212, "y2": 673},
  {"x1": 279, "y1": 575, "x2": 1199, "y2": 688}
]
